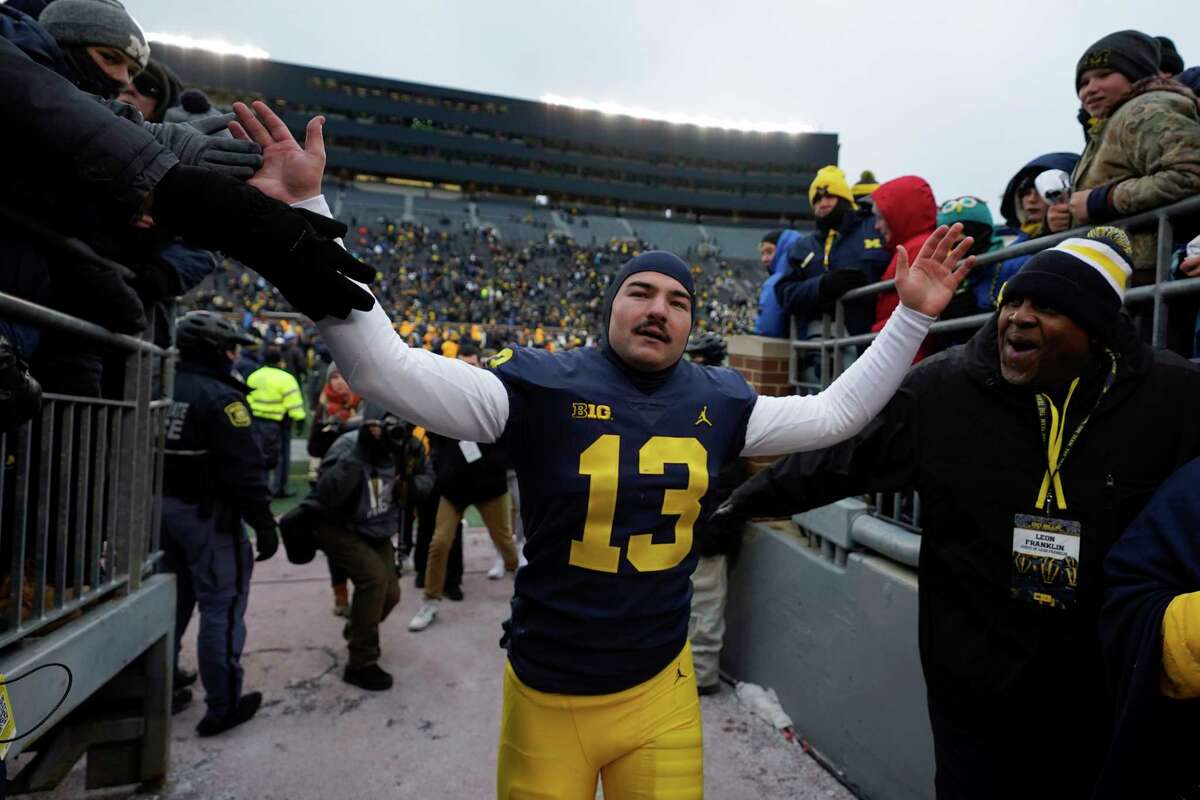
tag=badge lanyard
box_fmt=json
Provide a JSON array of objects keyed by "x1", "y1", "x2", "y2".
[{"x1": 1034, "y1": 353, "x2": 1117, "y2": 512}]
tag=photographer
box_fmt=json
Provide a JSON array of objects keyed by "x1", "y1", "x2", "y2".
[{"x1": 306, "y1": 404, "x2": 403, "y2": 692}]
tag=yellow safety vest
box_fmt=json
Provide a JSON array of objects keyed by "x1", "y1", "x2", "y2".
[{"x1": 246, "y1": 366, "x2": 306, "y2": 423}]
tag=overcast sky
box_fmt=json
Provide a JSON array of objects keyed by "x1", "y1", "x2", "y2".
[{"x1": 126, "y1": 0, "x2": 1197, "y2": 216}]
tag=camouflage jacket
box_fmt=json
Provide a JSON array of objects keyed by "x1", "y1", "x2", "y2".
[{"x1": 1073, "y1": 77, "x2": 1200, "y2": 275}]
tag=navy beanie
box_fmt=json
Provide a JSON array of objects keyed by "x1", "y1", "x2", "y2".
[
  {"x1": 1002, "y1": 227, "x2": 1134, "y2": 342},
  {"x1": 600, "y1": 250, "x2": 696, "y2": 349}
]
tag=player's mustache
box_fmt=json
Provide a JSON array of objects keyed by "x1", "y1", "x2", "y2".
[{"x1": 633, "y1": 320, "x2": 670, "y2": 343}]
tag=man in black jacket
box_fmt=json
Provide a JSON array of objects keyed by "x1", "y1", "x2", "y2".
[
  {"x1": 718, "y1": 227, "x2": 1200, "y2": 800},
  {"x1": 0, "y1": 33, "x2": 373, "y2": 336},
  {"x1": 308, "y1": 410, "x2": 403, "y2": 692}
]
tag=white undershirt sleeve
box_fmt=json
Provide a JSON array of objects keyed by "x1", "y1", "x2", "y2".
[
  {"x1": 294, "y1": 194, "x2": 510, "y2": 442},
  {"x1": 741, "y1": 303, "x2": 934, "y2": 457}
]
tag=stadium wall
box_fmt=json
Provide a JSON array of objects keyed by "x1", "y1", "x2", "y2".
[
  {"x1": 723, "y1": 522, "x2": 935, "y2": 800},
  {"x1": 153, "y1": 44, "x2": 838, "y2": 220}
]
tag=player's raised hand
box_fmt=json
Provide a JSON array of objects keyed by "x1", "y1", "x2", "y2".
[
  {"x1": 894, "y1": 223, "x2": 977, "y2": 318},
  {"x1": 230, "y1": 100, "x2": 326, "y2": 205}
]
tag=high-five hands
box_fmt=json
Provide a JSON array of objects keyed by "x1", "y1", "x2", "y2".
[
  {"x1": 894, "y1": 223, "x2": 977, "y2": 318},
  {"x1": 150, "y1": 102, "x2": 375, "y2": 320},
  {"x1": 229, "y1": 100, "x2": 326, "y2": 206}
]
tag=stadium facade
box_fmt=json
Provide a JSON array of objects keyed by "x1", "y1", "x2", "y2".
[{"x1": 153, "y1": 44, "x2": 838, "y2": 223}]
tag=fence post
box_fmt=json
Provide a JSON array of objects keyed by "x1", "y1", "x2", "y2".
[{"x1": 1152, "y1": 213, "x2": 1174, "y2": 349}]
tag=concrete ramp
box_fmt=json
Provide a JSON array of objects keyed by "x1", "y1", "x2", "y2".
[
  {"x1": 723, "y1": 521, "x2": 935, "y2": 800},
  {"x1": 42, "y1": 527, "x2": 852, "y2": 799}
]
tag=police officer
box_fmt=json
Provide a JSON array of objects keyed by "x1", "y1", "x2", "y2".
[
  {"x1": 163, "y1": 311, "x2": 279, "y2": 737},
  {"x1": 247, "y1": 345, "x2": 307, "y2": 497}
]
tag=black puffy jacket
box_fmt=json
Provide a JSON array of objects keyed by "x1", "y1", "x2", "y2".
[
  {"x1": 0, "y1": 24, "x2": 177, "y2": 361},
  {"x1": 726, "y1": 313, "x2": 1200, "y2": 789}
]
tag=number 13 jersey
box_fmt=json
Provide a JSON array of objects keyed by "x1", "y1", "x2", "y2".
[{"x1": 491, "y1": 345, "x2": 757, "y2": 695}]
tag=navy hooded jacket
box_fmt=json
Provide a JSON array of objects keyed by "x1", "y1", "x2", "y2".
[
  {"x1": 976, "y1": 153, "x2": 1081, "y2": 311},
  {"x1": 1178, "y1": 66, "x2": 1200, "y2": 95},
  {"x1": 1098, "y1": 457, "x2": 1200, "y2": 799},
  {"x1": 0, "y1": 4, "x2": 68, "y2": 75},
  {"x1": 773, "y1": 207, "x2": 889, "y2": 336},
  {"x1": 754, "y1": 228, "x2": 801, "y2": 338}
]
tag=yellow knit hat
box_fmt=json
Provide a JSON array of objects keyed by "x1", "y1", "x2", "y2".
[{"x1": 808, "y1": 165, "x2": 856, "y2": 208}]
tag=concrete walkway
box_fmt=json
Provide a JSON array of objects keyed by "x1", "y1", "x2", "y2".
[{"x1": 46, "y1": 525, "x2": 852, "y2": 799}]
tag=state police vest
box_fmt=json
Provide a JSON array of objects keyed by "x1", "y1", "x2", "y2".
[{"x1": 491, "y1": 346, "x2": 757, "y2": 694}]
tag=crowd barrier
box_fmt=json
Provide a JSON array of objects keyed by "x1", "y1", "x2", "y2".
[
  {"x1": 791, "y1": 194, "x2": 1200, "y2": 533},
  {"x1": 719, "y1": 196, "x2": 1200, "y2": 800},
  {"x1": 0, "y1": 220, "x2": 175, "y2": 793}
]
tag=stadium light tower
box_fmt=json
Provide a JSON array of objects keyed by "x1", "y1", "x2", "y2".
[{"x1": 146, "y1": 32, "x2": 270, "y2": 59}]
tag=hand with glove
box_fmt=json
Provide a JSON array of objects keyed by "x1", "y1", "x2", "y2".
[
  {"x1": 150, "y1": 165, "x2": 375, "y2": 320},
  {"x1": 144, "y1": 113, "x2": 264, "y2": 179},
  {"x1": 254, "y1": 524, "x2": 280, "y2": 562},
  {"x1": 818, "y1": 269, "x2": 869, "y2": 303},
  {"x1": 709, "y1": 495, "x2": 751, "y2": 528},
  {"x1": 47, "y1": 253, "x2": 147, "y2": 334}
]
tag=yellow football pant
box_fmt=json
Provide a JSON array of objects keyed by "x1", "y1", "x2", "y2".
[{"x1": 497, "y1": 643, "x2": 704, "y2": 800}]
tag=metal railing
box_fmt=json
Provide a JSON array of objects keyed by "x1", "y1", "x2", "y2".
[
  {"x1": 1, "y1": 273, "x2": 172, "y2": 650},
  {"x1": 790, "y1": 194, "x2": 1200, "y2": 536}
]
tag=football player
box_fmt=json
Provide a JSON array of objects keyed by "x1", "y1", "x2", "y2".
[{"x1": 229, "y1": 100, "x2": 975, "y2": 799}]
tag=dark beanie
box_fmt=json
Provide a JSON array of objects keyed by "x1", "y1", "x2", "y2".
[
  {"x1": 1076, "y1": 30, "x2": 1160, "y2": 89},
  {"x1": 1002, "y1": 227, "x2": 1134, "y2": 342},
  {"x1": 131, "y1": 60, "x2": 182, "y2": 122},
  {"x1": 1156, "y1": 36, "x2": 1184, "y2": 75},
  {"x1": 761, "y1": 230, "x2": 783, "y2": 245},
  {"x1": 604, "y1": 251, "x2": 695, "y2": 310},
  {"x1": 39, "y1": 0, "x2": 150, "y2": 69}
]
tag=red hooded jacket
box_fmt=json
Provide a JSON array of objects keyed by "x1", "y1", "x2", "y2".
[{"x1": 870, "y1": 176, "x2": 938, "y2": 358}]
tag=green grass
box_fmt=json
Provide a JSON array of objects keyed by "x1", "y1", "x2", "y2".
[{"x1": 269, "y1": 461, "x2": 312, "y2": 517}]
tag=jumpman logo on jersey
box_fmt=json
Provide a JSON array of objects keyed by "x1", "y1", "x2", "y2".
[
  {"x1": 694, "y1": 406, "x2": 713, "y2": 427},
  {"x1": 674, "y1": 665, "x2": 689, "y2": 684}
]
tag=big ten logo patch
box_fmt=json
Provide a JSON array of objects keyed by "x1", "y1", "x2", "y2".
[{"x1": 571, "y1": 402, "x2": 612, "y2": 421}]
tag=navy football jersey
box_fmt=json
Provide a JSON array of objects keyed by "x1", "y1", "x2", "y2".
[{"x1": 491, "y1": 346, "x2": 757, "y2": 694}]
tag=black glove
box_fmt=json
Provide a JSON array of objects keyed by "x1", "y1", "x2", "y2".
[
  {"x1": 818, "y1": 269, "x2": 869, "y2": 302},
  {"x1": 254, "y1": 525, "x2": 280, "y2": 562},
  {"x1": 152, "y1": 166, "x2": 376, "y2": 320},
  {"x1": 0, "y1": 335, "x2": 42, "y2": 433},
  {"x1": 47, "y1": 255, "x2": 147, "y2": 334},
  {"x1": 709, "y1": 496, "x2": 749, "y2": 527},
  {"x1": 144, "y1": 115, "x2": 263, "y2": 179}
]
